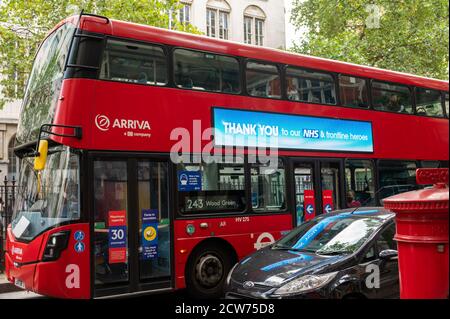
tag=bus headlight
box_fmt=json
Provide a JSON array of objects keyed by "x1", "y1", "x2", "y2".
[
  {"x1": 42, "y1": 231, "x2": 70, "y2": 262},
  {"x1": 273, "y1": 272, "x2": 338, "y2": 296}
]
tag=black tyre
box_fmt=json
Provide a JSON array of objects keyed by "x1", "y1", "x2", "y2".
[{"x1": 185, "y1": 242, "x2": 234, "y2": 299}]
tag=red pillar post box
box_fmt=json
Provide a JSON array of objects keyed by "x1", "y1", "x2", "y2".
[{"x1": 383, "y1": 168, "x2": 448, "y2": 299}]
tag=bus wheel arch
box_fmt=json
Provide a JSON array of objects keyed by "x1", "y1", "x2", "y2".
[{"x1": 185, "y1": 238, "x2": 238, "y2": 299}]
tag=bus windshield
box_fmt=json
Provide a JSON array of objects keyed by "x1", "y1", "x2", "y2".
[
  {"x1": 11, "y1": 146, "x2": 80, "y2": 241},
  {"x1": 15, "y1": 22, "x2": 75, "y2": 145}
]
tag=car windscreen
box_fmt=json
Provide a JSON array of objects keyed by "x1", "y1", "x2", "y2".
[{"x1": 274, "y1": 213, "x2": 386, "y2": 255}]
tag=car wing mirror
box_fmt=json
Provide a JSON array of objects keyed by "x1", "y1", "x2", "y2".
[{"x1": 379, "y1": 249, "x2": 398, "y2": 260}]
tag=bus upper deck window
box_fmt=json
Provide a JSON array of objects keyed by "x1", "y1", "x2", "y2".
[
  {"x1": 286, "y1": 66, "x2": 336, "y2": 105},
  {"x1": 100, "y1": 39, "x2": 167, "y2": 86},
  {"x1": 173, "y1": 49, "x2": 240, "y2": 94},
  {"x1": 246, "y1": 61, "x2": 281, "y2": 99},
  {"x1": 371, "y1": 81, "x2": 412, "y2": 114},
  {"x1": 445, "y1": 93, "x2": 449, "y2": 117},
  {"x1": 415, "y1": 87, "x2": 444, "y2": 117},
  {"x1": 339, "y1": 75, "x2": 369, "y2": 108}
]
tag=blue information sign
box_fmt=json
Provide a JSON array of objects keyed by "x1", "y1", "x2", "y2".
[
  {"x1": 213, "y1": 108, "x2": 374, "y2": 152},
  {"x1": 142, "y1": 209, "x2": 159, "y2": 260},
  {"x1": 178, "y1": 171, "x2": 202, "y2": 192},
  {"x1": 74, "y1": 241, "x2": 85, "y2": 253},
  {"x1": 74, "y1": 230, "x2": 85, "y2": 241}
]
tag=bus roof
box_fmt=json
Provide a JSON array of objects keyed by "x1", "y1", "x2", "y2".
[{"x1": 56, "y1": 14, "x2": 448, "y2": 91}]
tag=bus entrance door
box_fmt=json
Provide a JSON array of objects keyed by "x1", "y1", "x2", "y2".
[
  {"x1": 91, "y1": 156, "x2": 172, "y2": 298},
  {"x1": 293, "y1": 159, "x2": 344, "y2": 226}
]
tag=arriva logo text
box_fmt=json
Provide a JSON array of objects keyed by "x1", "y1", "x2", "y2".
[{"x1": 95, "y1": 114, "x2": 151, "y2": 131}]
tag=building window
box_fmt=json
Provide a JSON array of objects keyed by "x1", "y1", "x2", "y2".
[
  {"x1": 7, "y1": 136, "x2": 17, "y2": 180},
  {"x1": 244, "y1": 16, "x2": 252, "y2": 44},
  {"x1": 243, "y1": 5, "x2": 266, "y2": 46},
  {"x1": 179, "y1": 3, "x2": 191, "y2": 26},
  {"x1": 255, "y1": 19, "x2": 264, "y2": 46},
  {"x1": 206, "y1": 0, "x2": 231, "y2": 40},
  {"x1": 219, "y1": 11, "x2": 229, "y2": 39},
  {"x1": 206, "y1": 8, "x2": 216, "y2": 37}
]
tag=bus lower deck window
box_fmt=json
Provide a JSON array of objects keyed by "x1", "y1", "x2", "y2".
[
  {"x1": 345, "y1": 159, "x2": 375, "y2": 207},
  {"x1": 378, "y1": 160, "x2": 418, "y2": 203},
  {"x1": 177, "y1": 159, "x2": 246, "y2": 214},
  {"x1": 251, "y1": 159, "x2": 286, "y2": 212}
]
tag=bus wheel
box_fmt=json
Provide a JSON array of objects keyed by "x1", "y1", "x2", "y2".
[{"x1": 186, "y1": 242, "x2": 234, "y2": 299}]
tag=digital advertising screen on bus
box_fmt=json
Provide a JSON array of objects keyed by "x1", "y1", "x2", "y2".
[{"x1": 213, "y1": 108, "x2": 374, "y2": 152}]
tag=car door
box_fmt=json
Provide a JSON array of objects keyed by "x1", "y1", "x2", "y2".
[
  {"x1": 355, "y1": 221, "x2": 399, "y2": 299},
  {"x1": 375, "y1": 222, "x2": 399, "y2": 298}
]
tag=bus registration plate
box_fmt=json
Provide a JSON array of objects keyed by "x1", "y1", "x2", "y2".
[{"x1": 14, "y1": 278, "x2": 25, "y2": 289}]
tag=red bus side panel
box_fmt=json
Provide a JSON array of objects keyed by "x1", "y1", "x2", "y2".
[
  {"x1": 53, "y1": 79, "x2": 449, "y2": 162},
  {"x1": 173, "y1": 214, "x2": 292, "y2": 289}
]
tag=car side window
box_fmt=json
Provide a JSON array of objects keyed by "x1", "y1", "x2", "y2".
[
  {"x1": 363, "y1": 245, "x2": 376, "y2": 262},
  {"x1": 377, "y1": 223, "x2": 397, "y2": 251}
]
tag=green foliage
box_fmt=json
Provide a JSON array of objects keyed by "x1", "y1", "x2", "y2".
[
  {"x1": 290, "y1": 0, "x2": 449, "y2": 80},
  {"x1": 0, "y1": 0, "x2": 199, "y2": 107}
]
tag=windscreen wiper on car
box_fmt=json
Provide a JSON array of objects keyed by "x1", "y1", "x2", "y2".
[
  {"x1": 272, "y1": 245, "x2": 315, "y2": 253},
  {"x1": 316, "y1": 250, "x2": 353, "y2": 256}
]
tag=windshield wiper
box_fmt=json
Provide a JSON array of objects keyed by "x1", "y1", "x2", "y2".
[
  {"x1": 316, "y1": 250, "x2": 353, "y2": 256},
  {"x1": 272, "y1": 245, "x2": 315, "y2": 253}
]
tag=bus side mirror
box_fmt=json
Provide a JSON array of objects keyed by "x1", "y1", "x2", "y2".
[{"x1": 34, "y1": 140, "x2": 48, "y2": 171}]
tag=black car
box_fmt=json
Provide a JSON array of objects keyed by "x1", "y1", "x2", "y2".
[{"x1": 225, "y1": 207, "x2": 399, "y2": 299}]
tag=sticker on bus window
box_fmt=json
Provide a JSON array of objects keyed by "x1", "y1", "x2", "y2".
[
  {"x1": 322, "y1": 190, "x2": 334, "y2": 214},
  {"x1": 303, "y1": 189, "x2": 316, "y2": 222},
  {"x1": 178, "y1": 171, "x2": 202, "y2": 191},
  {"x1": 108, "y1": 210, "x2": 127, "y2": 264},
  {"x1": 142, "y1": 209, "x2": 158, "y2": 260}
]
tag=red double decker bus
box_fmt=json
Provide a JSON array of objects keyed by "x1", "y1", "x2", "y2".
[{"x1": 5, "y1": 13, "x2": 448, "y2": 299}]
